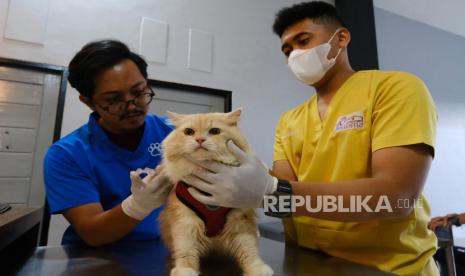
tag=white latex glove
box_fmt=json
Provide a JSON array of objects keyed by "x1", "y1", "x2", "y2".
[
  {"x1": 182, "y1": 140, "x2": 278, "y2": 208},
  {"x1": 121, "y1": 167, "x2": 172, "y2": 220}
]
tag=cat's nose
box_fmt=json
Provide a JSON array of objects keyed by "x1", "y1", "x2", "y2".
[{"x1": 195, "y1": 137, "x2": 206, "y2": 144}]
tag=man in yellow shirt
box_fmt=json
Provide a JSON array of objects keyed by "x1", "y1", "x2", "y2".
[{"x1": 184, "y1": 1, "x2": 438, "y2": 275}]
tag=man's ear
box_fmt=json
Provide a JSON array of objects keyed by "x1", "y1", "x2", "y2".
[
  {"x1": 338, "y1": 28, "x2": 351, "y2": 48},
  {"x1": 79, "y1": 95, "x2": 96, "y2": 111}
]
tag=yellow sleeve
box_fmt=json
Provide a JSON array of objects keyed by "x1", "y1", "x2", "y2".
[
  {"x1": 273, "y1": 114, "x2": 288, "y2": 162},
  {"x1": 371, "y1": 72, "x2": 437, "y2": 154}
]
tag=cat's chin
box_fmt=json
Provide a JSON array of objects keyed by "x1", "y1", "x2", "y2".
[{"x1": 186, "y1": 151, "x2": 215, "y2": 162}]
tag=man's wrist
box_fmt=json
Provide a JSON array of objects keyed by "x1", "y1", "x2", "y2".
[
  {"x1": 269, "y1": 176, "x2": 278, "y2": 194},
  {"x1": 121, "y1": 195, "x2": 151, "y2": 221}
]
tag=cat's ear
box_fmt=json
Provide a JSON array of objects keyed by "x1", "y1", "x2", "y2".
[
  {"x1": 225, "y1": 108, "x2": 242, "y2": 126},
  {"x1": 166, "y1": 111, "x2": 185, "y2": 126}
]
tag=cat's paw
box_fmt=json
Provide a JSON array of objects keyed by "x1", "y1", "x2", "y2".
[
  {"x1": 170, "y1": 266, "x2": 199, "y2": 276},
  {"x1": 244, "y1": 263, "x2": 274, "y2": 276}
]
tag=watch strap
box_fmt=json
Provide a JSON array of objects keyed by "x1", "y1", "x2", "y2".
[{"x1": 264, "y1": 179, "x2": 292, "y2": 218}]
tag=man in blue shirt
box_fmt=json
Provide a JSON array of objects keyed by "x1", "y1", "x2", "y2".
[{"x1": 44, "y1": 40, "x2": 173, "y2": 246}]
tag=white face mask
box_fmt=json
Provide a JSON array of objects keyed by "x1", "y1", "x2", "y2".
[{"x1": 287, "y1": 29, "x2": 342, "y2": 85}]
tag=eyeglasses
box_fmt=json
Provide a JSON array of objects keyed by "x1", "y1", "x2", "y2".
[{"x1": 93, "y1": 86, "x2": 156, "y2": 116}]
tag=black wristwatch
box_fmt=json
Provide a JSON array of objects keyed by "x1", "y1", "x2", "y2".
[{"x1": 264, "y1": 178, "x2": 293, "y2": 218}]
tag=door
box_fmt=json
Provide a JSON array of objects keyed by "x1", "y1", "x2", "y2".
[{"x1": 0, "y1": 64, "x2": 63, "y2": 206}]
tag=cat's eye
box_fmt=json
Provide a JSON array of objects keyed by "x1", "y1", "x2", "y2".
[
  {"x1": 184, "y1": 128, "x2": 195, "y2": 136},
  {"x1": 209, "y1": 128, "x2": 221, "y2": 135}
]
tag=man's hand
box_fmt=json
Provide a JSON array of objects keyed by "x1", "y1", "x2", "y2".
[
  {"x1": 183, "y1": 140, "x2": 277, "y2": 208},
  {"x1": 121, "y1": 167, "x2": 173, "y2": 220},
  {"x1": 63, "y1": 166, "x2": 172, "y2": 246},
  {"x1": 428, "y1": 213, "x2": 464, "y2": 231}
]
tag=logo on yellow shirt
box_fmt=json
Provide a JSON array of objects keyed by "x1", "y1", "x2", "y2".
[
  {"x1": 334, "y1": 111, "x2": 364, "y2": 133},
  {"x1": 148, "y1": 142, "x2": 162, "y2": 157}
]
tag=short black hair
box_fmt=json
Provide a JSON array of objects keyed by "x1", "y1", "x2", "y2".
[
  {"x1": 68, "y1": 40, "x2": 148, "y2": 98},
  {"x1": 272, "y1": 1, "x2": 346, "y2": 37}
]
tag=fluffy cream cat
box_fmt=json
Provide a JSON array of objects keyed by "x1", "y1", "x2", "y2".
[{"x1": 158, "y1": 109, "x2": 273, "y2": 276}]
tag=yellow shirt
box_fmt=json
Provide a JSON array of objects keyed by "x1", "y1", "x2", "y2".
[{"x1": 273, "y1": 70, "x2": 438, "y2": 275}]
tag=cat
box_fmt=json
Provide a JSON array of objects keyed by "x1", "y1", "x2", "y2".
[{"x1": 158, "y1": 109, "x2": 274, "y2": 276}]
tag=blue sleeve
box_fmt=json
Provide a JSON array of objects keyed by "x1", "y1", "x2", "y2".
[
  {"x1": 158, "y1": 116, "x2": 175, "y2": 130},
  {"x1": 43, "y1": 145, "x2": 100, "y2": 214}
]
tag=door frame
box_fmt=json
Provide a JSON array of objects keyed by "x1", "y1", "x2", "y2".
[
  {"x1": 149, "y1": 79, "x2": 232, "y2": 112},
  {"x1": 0, "y1": 57, "x2": 68, "y2": 246},
  {"x1": 0, "y1": 57, "x2": 68, "y2": 143}
]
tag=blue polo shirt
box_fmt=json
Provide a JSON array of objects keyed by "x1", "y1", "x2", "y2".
[{"x1": 43, "y1": 112, "x2": 172, "y2": 245}]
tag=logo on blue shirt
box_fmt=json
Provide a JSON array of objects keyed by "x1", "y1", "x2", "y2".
[{"x1": 148, "y1": 142, "x2": 162, "y2": 157}]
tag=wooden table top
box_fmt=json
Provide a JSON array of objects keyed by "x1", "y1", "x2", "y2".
[{"x1": 0, "y1": 205, "x2": 42, "y2": 250}]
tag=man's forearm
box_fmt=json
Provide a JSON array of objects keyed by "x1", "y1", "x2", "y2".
[
  {"x1": 290, "y1": 177, "x2": 417, "y2": 221},
  {"x1": 64, "y1": 203, "x2": 140, "y2": 246}
]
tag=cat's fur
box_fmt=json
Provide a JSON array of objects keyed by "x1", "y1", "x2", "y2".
[{"x1": 159, "y1": 109, "x2": 273, "y2": 276}]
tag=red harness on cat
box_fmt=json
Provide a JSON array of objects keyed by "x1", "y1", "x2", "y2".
[{"x1": 175, "y1": 181, "x2": 231, "y2": 237}]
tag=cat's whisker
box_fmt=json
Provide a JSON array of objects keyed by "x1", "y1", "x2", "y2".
[{"x1": 201, "y1": 142, "x2": 217, "y2": 151}]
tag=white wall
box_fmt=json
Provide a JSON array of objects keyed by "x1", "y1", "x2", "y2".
[
  {"x1": 374, "y1": 3, "x2": 465, "y2": 245},
  {"x1": 374, "y1": 0, "x2": 465, "y2": 38},
  {"x1": 0, "y1": 0, "x2": 332, "y2": 165}
]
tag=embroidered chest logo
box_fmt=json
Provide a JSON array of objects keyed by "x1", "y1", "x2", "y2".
[
  {"x1": 334, "y1": 111, "x2": 364, "y2": 133},
  {"x1": 148, "y1": 142, "x2": 162, "y2": 157}
]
